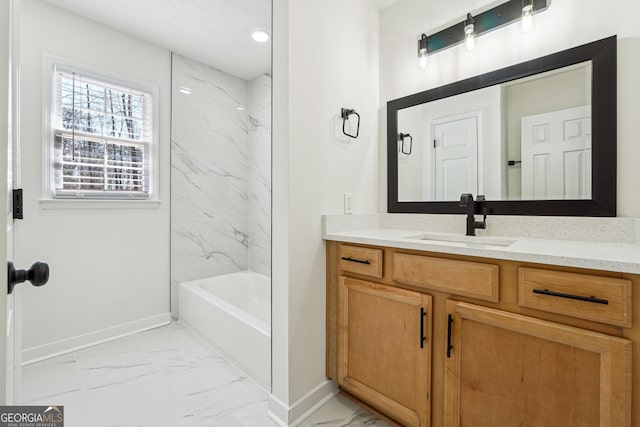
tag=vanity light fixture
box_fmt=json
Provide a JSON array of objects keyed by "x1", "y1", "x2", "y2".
[
  {"x1": 418, "y1": 34, "x2": 428, "y2": 69},
  {"x1": 419, "y1": 0, "x2": 547, "y2": 61},
  {"x1": 463, "y1": 13, "x2": 476, "y2": 52},
  {"x1": 520, "y1": 0, "x2": 536, "y2": 33}
]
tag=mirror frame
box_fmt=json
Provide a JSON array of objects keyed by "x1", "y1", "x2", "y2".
[{"x1": 387, "y1": 36, "x2": 617, "y2": 216}]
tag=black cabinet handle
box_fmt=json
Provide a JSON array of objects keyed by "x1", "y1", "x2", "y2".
[
  {"x1": 446, "y1": 314, "x2": 453, "y2": 358},
  {"x1": 533, "y1": 288, "x2": 609, "y2": 305},
  {"x1": 340, "y1": 257, "x2": 371, "y2": 265},
  {"x1": 420, "y1": 307, "x2": 426, "y2": 349}
]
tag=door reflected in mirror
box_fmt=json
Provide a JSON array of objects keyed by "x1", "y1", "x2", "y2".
[{"x1": 397, "y1": 61, "x2": 592, "y2": 202}]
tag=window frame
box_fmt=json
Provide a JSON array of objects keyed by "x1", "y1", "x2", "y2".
[{"x1": 43, "y1": 55, "x2": 160, "y2": 202}]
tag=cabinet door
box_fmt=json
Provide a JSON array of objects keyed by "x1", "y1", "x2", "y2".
[
  {"x1": 444, "y1": 300, "x2": 631, "y2": 427},
  {"x1": 338, "y1": 276, "x2": 432, "y2": 427}
]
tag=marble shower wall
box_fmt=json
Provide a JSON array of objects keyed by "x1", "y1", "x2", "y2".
[
  {"x1": 248, "y1": 74, "x2": 272, "y2": 276},
  {"x1": 170, "y1": 54, "x2": 272, "y2": 315},
  {"x1": 171, "y1": 54, "x2": 250, "y2": 292}
]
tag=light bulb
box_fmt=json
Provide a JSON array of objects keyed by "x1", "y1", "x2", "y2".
[
  {"x1": 252, "y1": 30, "x2": 270, "y2": 43},
  {"x1": 464, "y1": 24, "x2": 476, "y2": 52},
  {"x1": 463, "y1": 13, "x2": 476, "y2": 52},
  {"x1": 520, "y1": 3, "x2": 536, "y2": 33},
  {"x1": 418, "y1": 48, "x2": 428, "y2": 69},
  {"x1": 418, "y1": 34, "x2": 428, "y2": 69}
]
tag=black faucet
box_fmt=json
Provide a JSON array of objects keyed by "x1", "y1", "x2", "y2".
[{"x1": 459, "y1": 193, "x2": 487, "y2": 236}]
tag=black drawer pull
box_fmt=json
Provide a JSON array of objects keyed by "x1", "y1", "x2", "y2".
[
  {"x1": 532, "y1": 288, "x2": 609, "y2": 305},
  {"x1": 341, "y1": 257, "x2": 371, "y2": 265},
  {"x1": 420, "y1": 307, "x2": 426, "y2": 349},
  {"x1": 446, "y1": 314, "x2": 453, "y2": 358}
]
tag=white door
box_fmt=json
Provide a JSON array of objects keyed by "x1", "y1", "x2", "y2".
[
  {"x1": 2, "y1": 0, "x2": 29, "y2": 404},
  {"x1": 432, "y1": 114, "x2": 479, "y2": 200},
  {"x1": 1, "y1": 0, "x2": 15, "y2": 404},
  {"x1": 521, "y1": 106, "x2": 592, "y2": 200}
]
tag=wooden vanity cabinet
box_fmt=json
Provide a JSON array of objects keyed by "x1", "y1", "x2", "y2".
[
  {"x1": 444, "y1": 300, "x2": 631, "y2": 427},
  {"x1": 326, "y1": 242, "x2": 635, "y2": 427},
  {"x1": 337, "y1": 277, "x2": 431, "y2": 426}
]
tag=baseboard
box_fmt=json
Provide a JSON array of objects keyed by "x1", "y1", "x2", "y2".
[
  {"x1": 267, "y1": 394, "x2": 290, "y2": 427},
  {"x1": 268, "y1": 380, "x2": 338, "y2": 426},
  {"x1": 22, "y1": 312, "x2": 171, "y2": 365}
]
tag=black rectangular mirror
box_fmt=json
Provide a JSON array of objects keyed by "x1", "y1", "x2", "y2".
[{"x1": 387, "y1": 36, "x2": 616, "y2": 216}]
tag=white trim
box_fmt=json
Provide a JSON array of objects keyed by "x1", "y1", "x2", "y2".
[
  {"x1": 7, "y1": 0, "x2": 22, "y2": 405},
  {"x1": 11, "y1": 0, "x2": 20, "y2": 190},
  {"x1": 39, "y1": 198, "x2": 161, "y2": 209},
  {"x1": 41, "y1": 53, "x2": 161, "y2": 201},
  {"x1": 267, "y1": 394, "x2": 289, "y2": 426},
  {"x1": 21, "y1": 312, "x2": 171, "y2": 365},
  {"x1": 0, "y1": 1, "x2": 10, "y2": 406},
  {"x1": 268, "y1": 380, "x2": 339, "y2": 426}
]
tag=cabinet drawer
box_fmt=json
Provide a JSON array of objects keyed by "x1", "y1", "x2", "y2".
[
  {"x1": 519, "y1": 267, "x2": 632, "y2": 327},
  {"x1": 393, "y1": 253, "x2": 499, "y2": 302},
  {"x1": 338, "y1": 245, "x2": 383, "y2": 278}
]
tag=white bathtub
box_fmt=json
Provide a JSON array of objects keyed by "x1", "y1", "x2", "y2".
[{"x1": 179, "y1": 271, "x2": 271, "y2": 389}]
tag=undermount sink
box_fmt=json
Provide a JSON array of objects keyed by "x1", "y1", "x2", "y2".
[{"x1": 405, "y1": 232, "x2": 517, "y2": 247}]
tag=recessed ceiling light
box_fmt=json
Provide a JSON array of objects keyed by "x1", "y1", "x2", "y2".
[
  {"x1": 179, "y1": 86, "x2": 192, "y2": 95},
  {"x1": 252, "y1": 30, "x2": 270, "y2": 43},
  {"x1": 236, "y1": 106, "x2": 245, "y2": 111}
]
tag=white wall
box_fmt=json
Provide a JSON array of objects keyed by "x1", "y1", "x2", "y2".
[
  {"x1": 271, "y1": 0, "x2": 379, "y2": 421},
  {"x1": 380, "y1": 0, "x2": 640, "y2": 216},
  {"x1": 271, "y1": 0, "x2": 290, "y2": 410},
  {"x1": 18, "y1": 0, "x2": 171, "y2": 361}
]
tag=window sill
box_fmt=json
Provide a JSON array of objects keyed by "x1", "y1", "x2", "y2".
[{"x1": 39, "y1": 198, "x2": 162, "y2": 210}]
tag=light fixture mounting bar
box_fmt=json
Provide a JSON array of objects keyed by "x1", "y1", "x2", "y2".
[{"x1": 426, "y1": 0, "x2": 547, "y2": 54}]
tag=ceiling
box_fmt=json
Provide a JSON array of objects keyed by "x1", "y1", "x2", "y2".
[
  {"x1": 371, "y1": 0, "x2": 401, "y2": 9},
  {"x1": 41, "y1": 0, "x2": 272, "y2": 81},
  {"x1": 39, "y1": 0, "x2": 432, "y2": 80}
]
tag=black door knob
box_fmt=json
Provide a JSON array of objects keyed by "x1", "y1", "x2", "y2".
[{"x1": 7, "y1": 261, "x2": 50, "y2": 294}]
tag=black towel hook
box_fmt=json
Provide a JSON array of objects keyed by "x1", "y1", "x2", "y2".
[
  {"x1": 341, "y1": 108, "x2": 360, "y2": 139},
  {"x1": 399, "y1": 133, "x2": 413, "y2": 155}
]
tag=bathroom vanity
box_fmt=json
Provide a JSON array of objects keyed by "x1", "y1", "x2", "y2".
[
  {"x1": 324, "y1": 217, "x2": 639, "y2": 426},
  {"x1": 324, "y1": 32, "x2": 633, "y2": 425}
]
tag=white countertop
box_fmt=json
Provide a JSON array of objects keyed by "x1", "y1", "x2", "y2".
[{"x1": 323, "y1": 226, "x2": 640, "y2": 274}]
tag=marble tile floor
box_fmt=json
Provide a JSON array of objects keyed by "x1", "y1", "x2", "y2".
[
  {"x1": 21, "y1": 322, "x2": 390, "y2": 427},
  {"x1": 300, "y1": 395, "x2": 392, "y2": 427}
]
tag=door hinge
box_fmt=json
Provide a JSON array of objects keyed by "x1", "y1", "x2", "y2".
[
  {"x1": 12, "y1": 189, "x2": 23, "y2": 220},
  {"x1": 433, "y1": 139, "x2": 436, "y2": 148}
]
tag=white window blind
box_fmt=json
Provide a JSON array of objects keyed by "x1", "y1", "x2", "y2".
[{"x1": 52, "y1": 68, "x2": 153, "y2": 199}]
